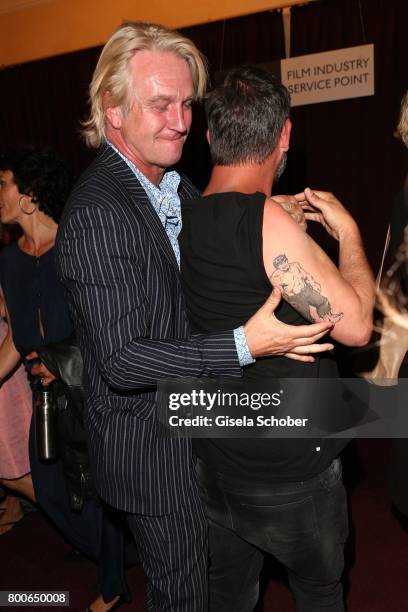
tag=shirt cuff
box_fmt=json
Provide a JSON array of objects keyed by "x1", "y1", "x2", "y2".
[{"x1": 233, "y1": 326, "x2": 255, "y2": 367}]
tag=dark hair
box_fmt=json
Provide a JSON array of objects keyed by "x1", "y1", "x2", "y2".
[
  {"x1": 205, "y1": 65, "x2": 291, "y2": 166},
  {"x1": 0, "y1": 146, "x2": 71, "y2": 222}
]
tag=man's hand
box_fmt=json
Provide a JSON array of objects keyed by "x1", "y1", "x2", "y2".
[
  {"x1": 244, "y1": 287, "x2": 334, "y2": 362},
  {"x1": 271, "y1": 195, "x2": 307, "y2": 231},
  {"x1": 294, "y1": 188, "x2": 358, "y2": 241},
  {"x1": 26, "y1": 351, "x2": 56, "y2": 386}
]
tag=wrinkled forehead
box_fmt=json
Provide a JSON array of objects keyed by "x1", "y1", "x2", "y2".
[{"x1": 129, "y1": 50, "x2": 194, "y2": 100}]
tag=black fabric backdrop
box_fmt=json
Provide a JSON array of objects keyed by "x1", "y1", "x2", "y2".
[{"x1": 1, "y1": 0, "x2": 407, "y2": 272}]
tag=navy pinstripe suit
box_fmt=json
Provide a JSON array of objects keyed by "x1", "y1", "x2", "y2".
[{"x1": 55, "y1": 144, "x2": 241, "y2": 610}]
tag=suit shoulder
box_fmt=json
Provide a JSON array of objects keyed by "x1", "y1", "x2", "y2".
[
  {"x1": 70, "y1": 157, "x2": 124, "y2": 204},
  {"x1": 179, "y1": 173, "x2": 200, "y2": 200},
  {"x1": 60, "y1": 154, "x2": 139, "y2": 227}
]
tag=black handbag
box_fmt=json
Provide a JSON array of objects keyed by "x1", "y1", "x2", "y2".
[{"x1": 35, "y1": 335, "x2": 97, "y2": 511}]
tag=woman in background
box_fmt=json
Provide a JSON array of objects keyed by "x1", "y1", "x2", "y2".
[
  {"x1": 0, "y1": 292, "x2": 34, "y2": 534},
  {"x1": 0, "y1": 146, "x2": 128, "y2": 611}
]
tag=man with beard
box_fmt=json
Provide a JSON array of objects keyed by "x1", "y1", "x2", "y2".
[{"x1": 179, "y1": 65, "x2": 375, "y2": 611}]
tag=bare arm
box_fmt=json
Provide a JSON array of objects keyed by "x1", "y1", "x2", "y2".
[
  {"x1": 298, "y1": 264, "x2": 321, "y2": 291},
  {"x1": 241, "y1": 195, "x2": 335, "y2": 361},
  {"x1": 0, "y1": 293, "x2": 22, "y2": 382},
  {"x1": 263, "y1": 191, "x2": 375, "y2": 346},
  {"x1": 270, "y1": 194, "x2": 307, "y2": 230},
  {"x1": 243, "y1": 287, "x2": 334, "y2": 360},
  {"x1": 301, "y1": 189, "x2": 375, "y2": 341}
]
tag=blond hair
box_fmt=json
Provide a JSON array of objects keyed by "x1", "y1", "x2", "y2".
[
  {"x1": 82, "y1": 21, "x2": 208, "y2": 148},
  {"x1": 397, "y1": 90, "x2": 408, "y2": 148}
]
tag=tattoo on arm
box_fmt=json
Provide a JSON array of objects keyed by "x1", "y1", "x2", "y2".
[{"x1": 270, "y1": 254, "x2": 343, "y2": 323}]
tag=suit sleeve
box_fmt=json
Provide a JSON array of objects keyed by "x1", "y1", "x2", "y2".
[{"x1": 56, "y1": 201, "x2": 241, "y2": 391}]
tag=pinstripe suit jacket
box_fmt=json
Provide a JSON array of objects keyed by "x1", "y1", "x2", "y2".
[{"x1": 55, "y1": 144, "x2": 241, "y2": 515}]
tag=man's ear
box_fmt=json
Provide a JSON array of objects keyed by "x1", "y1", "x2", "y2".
[
  {"x1": 105, "y1": 106, "x2": 123, "y2": 130},
  {"x1": 206, "y1": 129, "x2": 211, "y2": 145},
  {"x1": 104, "y1": 91, "x2": 123, "y2": 130},
  {"x1": 279, "y1": 118, "x2": 292, "y2": 152}
]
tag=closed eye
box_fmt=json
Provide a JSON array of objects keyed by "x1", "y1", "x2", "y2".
[{"x1": 154, "y1": 106, "x2": 168, "y2": 112}]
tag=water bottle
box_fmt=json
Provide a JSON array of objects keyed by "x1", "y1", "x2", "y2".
[{"x1": 35, "y1": 385, "x2": 57, "y2": 461}]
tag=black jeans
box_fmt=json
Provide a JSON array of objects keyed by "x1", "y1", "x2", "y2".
[{"x1": 196, "y1": 457, "x2": 349, "y2": 612}]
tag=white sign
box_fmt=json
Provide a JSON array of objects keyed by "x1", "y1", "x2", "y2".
[{"x1": 281, "y1": 44, "x2": 374, "y2": 107}]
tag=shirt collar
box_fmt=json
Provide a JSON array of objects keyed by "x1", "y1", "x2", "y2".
[{"x1": 106, "y1": 140, "x2": 181, "y2": 202}]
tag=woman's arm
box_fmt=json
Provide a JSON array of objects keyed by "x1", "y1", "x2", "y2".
[{"x1": 0, "y1": 291, "x2": 22, "y2": 382}]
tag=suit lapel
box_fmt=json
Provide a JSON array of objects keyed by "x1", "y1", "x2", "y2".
[
  {"x1": 99, "y1": 144, "x2": 180, "y2": 273},
  {"x1": 178, "y1": 176, "x2": 200, "y2": 201}
]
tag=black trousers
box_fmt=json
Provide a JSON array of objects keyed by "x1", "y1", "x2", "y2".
[
  {"x1": 127, "y1": 478, "x2": 208, "y2": 612},
  {"x1": 196, "y1": 457, "x2": 349, "y2": 612}
]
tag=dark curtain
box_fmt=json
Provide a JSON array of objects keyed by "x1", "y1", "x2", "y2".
[
  {"x1": 0, "y1": 50, "x2": 100, "y2": 248},
  {"x1": 0, "y1": 47, "x2": 101, "y2": 176},
  {"x1": 179, "y1": 10, "x2": 285, "y2": 188},
  {"x1": 289, "y1": 0, "x2": 408, "y2": 271},
  {"x1": 1, "y1": 0, "x2": 407, "y2": 272}
]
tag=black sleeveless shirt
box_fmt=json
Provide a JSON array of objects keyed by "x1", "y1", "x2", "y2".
[{"x1": 179, "y1": 192, "x2": 346, "y2": 482}]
